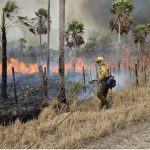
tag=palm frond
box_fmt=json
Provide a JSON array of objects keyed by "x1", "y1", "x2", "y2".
[
  {"x1": 18, "y1": 16, "x2": 36, "y2": 35},
  {"x1": 112, "y1": 0, "x2": 134, "y2": 14},
  {"x1": 29, "y1": 28, "x2": 37, "y2": 35},
  {"x1": 3, "y1": 0, "x2": 19, "y2": 20},
  {"x1": 18, "y1": 16, "x2": 31, "y2": 27},
  {"x1": 66, "y1": 20, "x2": 85, "y2": 48},
  {"x1": 110, "y1": 0, "x2": 134, "y2": 35},
  {"x1": 35, "y1": 8, "x2": 48, "y2": 21},
  {"x1": 67, "y1": 20, "x2": 84, "y2": 34},
  {"x1": 32, "y1": 8, "x2": 51, "y2": 36},
  {"x1": 133, "y1": 24, "x2": 150, "y2": 44}
]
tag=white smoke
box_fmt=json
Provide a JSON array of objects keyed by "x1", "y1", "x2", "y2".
[
  {"x1": 1, "y1": 0, "x2": 150, "y2": 50},
  {"x1": 0, "y1": 0, "x2": 59, "y2": 49}
]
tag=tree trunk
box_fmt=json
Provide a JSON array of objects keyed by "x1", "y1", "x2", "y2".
[
  {"x1": 117, "y1": 22, "x2": 121, "y2": 71},
  {"x1": 40, "y1": 34, "x2": 42, "y2": 62},
  {"x1": 47, "y1": 0, "x2": 50, "y2": 76},
  {"x1": 73, "y1": 46, "x2": 76, "y2": 72},
  {"x1": 137, "y1": 41, "x2": 140, "y2": 59},
  {"x1": 118, "y1": 23, "x2": 121, "y2": 45},
  {"x1": 137, "y1": 41, "x2": 140, "y2": 70},
  {"x1": 20, "y1": 41, "x2": 23, "y2": 60},
  {"x1": 1, "y1": 11, "x2": 7, "y2": 100},
  {"x1": 58, "y1": 0, "x2": 66, "y2": 103}
]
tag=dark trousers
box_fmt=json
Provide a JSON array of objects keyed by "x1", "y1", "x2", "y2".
[{"x1": 97, "y1": 81, "x2": 109, "y2": 107}]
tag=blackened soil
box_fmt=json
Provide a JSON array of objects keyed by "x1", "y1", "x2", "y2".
[{"x1": 0, "y1": 73, "x2": 58, "y2": 126}]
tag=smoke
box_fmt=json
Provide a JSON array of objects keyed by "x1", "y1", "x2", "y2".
[
  {"x1": 0, "y1": 0, "x2": 150, "y2": 50},
  {"x1": 0, "y1": 0, "x2": 59, "y2": 49},
  {"x1": 77, "y1": 0, "x2": 150, "y2": 29}
]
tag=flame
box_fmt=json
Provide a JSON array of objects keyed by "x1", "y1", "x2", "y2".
[
  {"x1": 0, "y1": 57, "x2": 89, "y2": 75},
  {"x1": 0, "y1": 58, "x2": 39, "y2": 74},
  {"x1": 0, "y1": 55, "x2": 140, "y2": 75},
  {"x1": 51, "y1": 57, "x2": 88, "y2": 73}
]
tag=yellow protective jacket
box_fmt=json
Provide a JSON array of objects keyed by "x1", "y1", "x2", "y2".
[{"x1": 98, "y1": 64, "x2": 109, "y2": 81}]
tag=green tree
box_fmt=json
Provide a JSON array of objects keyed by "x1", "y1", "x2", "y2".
[
  {"x1": 133, "y1": 24, "x2": 150, "y2": 58},
  {"x1": 33, "y1": 8, "x2": 48, "y2": 61},
  {"x1": 110, "y1": 0, "x2": 134, "y2": 68},
  {"x1": 66, "y1": 20, "x2": 85, "y2": 72},
  {"x1": 84, "y1": 31, "x2": 112, "y2": 58},
  {"x1": 47, "y1": 0, "x2": 51, "y2": 76},
  {"x1": 58, "y1": 0, "x2": 66, "y2": 104},
  {"x1": 19, "y1": 38, "x2": 27, "y2": 59},
  {"x1": 0, "y1": 0, "x2": 35, "y2": 100}
]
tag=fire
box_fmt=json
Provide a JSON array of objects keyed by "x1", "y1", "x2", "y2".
[
  {"x1": 0, "y1": 57, "x2": 88, "y2": 75},
  {"x1": 0, "y1": 58, "x2": 39, "y2": 74},
  {"x1": 51, "y1": 57, "x2": 88, "y2": 73},
  {"x1": 0, "y1": 56, "x2": 137, "y2": 75}
]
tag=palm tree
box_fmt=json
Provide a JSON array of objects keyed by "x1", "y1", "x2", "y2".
[
  {"x1": 110, "y1": 0, "x2": 134, "y2": 69},
  {"x1": 47, "y1": 0, "x2": 51, "y2": 76},
  {"x1": 66, "y1": 20, "x2": 85, "y2": 72},
  {"x1": 34, "y1": 8, "x2": 48, "y2": 61},
  {"x1": 19, "y1": 38, "x2": 27, "y2": 59},
  {"x1": 58, "y1": 0, "x2": 66, "y2": 103},
  {"x1": 0, "y1": 1, "x2": 35, "y2": 100},
  {"x1": 133, "y1": 24, "x2": 150, "y2": 59}
]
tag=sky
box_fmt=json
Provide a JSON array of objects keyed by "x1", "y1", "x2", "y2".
[{"x1": 0, "y1": 0, "x2": 150, "y2": 50}]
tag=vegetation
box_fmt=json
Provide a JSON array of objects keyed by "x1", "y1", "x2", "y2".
[
  {"x1": 18, "y1": 38, "x2": 27, "y2": 58},
  {"x1": 66, "y1": 20, "x2": 85, "y2": 72},
  {"x1": 0, "y1": 80, "x2": 150, "y2": 148},
  {"x1": 47, "y1": 0, "x2": 51, "y2": 75},
  {"x1": 133, "y1": 24, "x2": 150, "y2": 57},
  {"x1": 0, "y1": 0, "x2": 150, "y2": 149},
  {"x1": 58, "y1": 0, "x2": 66, "y2": 103},
  {"x1": 84, "y1": 31, "x2": 112, "y2": 57},
  {"x1": 110, "y1": 0, "x2": 134, "y2": 67},
  {"x1": 0, "y1": 1, "x2": 35, "y2": 100},
  {"x1": 32, "y1": 8, "x2": 48, "y2": 61}
]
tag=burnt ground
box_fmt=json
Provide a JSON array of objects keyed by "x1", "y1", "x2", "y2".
[
  {"x1": 0, "y1": 72, "x2": 87, "y2": 125},
  {"x1": 0, "y1": 70, "x2": 130, "y2": 126},
  {"x1": 0, "y1": 73, "x2": 58, "y2": 125}
]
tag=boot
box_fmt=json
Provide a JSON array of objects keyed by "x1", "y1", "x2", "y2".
[{"x1": 105, "y1": 102, "x2": 112, "y2": 109}]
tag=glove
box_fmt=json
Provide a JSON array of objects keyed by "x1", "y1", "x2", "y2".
[{"x1": 89, "y1": 80, "x2": 98, "y2": 84}]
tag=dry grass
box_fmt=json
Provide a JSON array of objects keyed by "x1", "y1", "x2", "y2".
[{"x1": 0, "y1": 69, "x2": 150, "y2": 148}]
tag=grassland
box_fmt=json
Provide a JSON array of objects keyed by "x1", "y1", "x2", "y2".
[{"x1": 0, "y1": 69, "x2": 149, "y2": 149}]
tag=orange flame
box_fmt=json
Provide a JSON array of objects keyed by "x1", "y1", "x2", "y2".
[
  {"x1": 51, "y1": 57, "x2": 88, "y2": 73},
  {"x1": 0, "y1": 56, "x2": 137, "y2": 75},
  {"x1": 0, "y1": 58, "x2": 89, "y2": 75},
  {"x1": 0, "y1": 58, "x2": 39, "y2": 74}
]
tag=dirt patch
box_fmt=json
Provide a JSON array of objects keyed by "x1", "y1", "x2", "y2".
[{"x1": 83, "y1": 118, "x2": 150, "y2": 149}]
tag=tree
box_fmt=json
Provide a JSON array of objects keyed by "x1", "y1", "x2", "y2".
[
  {"x1": 110, "y1": 0, "x2": 134, "y2": 69},
  {"x1": 84, "y1": 31, "x2": 112, "y2": 57},
  {"x1": 34, "y1": 8, "x2": 48, "y2": 61},
  {"x1": 0, "y1": 0, "x2": 35, "y2": 100},
  {"x1": 58, "y1": 0, "x2": 66, "y2": 103},
  {"x1": 47, "y1": 0, "x2": 51, "y2": 76},
  {"x1": 133, "y1": 24, "x2": 150, "y2": 59},
  {"x1": 66, "y1": 20, "x2": 85, "y2": 72},
  {"x1": 19, "y1": 38, "x2": 27, "y2": 59}
]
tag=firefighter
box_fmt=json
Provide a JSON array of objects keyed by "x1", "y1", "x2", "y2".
[{"x1": 90, "y1": 57, "x2": 111, "y2": 109}]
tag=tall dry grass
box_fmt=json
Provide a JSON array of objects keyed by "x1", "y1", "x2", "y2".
[{"x1": 0, "y1": 69, "x2": 149, "y2": 149}]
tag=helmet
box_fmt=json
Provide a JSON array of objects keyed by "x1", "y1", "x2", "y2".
[{"x1": 96, "y1": 57, "x2": 104, "y2": 62}]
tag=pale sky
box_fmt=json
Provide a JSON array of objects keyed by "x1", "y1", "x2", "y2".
[
  {"x1": 0, "y1": 0, "x2": 60, "y2": 49},
  {"x1": 0, "y1": 0, "x2": 96, "y2": 50},
  {"x1": 1, "y1": 0, "x2": 148, "y2": 50}
]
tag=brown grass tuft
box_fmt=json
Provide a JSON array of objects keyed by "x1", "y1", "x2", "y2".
[{"x1": 0, "y1": 69, "x2": 150, "y2": 148}]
